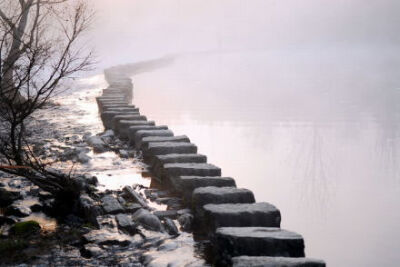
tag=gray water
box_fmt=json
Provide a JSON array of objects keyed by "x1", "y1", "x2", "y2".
[{"x1": 88, "y1": 1, "x2": 400, "y2": 266}]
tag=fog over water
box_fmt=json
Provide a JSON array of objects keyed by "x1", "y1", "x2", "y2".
[{"x1": 87, "y1": 1, "x2": 400, "y2": 266}]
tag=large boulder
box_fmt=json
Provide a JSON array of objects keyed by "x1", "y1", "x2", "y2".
[
  {"x1": 214, "y1": 227, "x2": 305, "y2": 262},
  {"x1": 231, "y1": 256, "x2": 326, "y2": 267},
  {"x1": 132, "y1": 209, "x2": 163, "y2": 232},
  {"x1": 115, "y1": 214, "x2": 137, "y2": 235},
  {"x1": 201, "y1": 202, "x2": 281, "y2": 232}
]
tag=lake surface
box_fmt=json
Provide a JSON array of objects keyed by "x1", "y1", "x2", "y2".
[{"x1": 89, "y1": 1, "x2": 400, "y2": 266}]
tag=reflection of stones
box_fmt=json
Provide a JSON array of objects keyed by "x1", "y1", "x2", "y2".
[
  {"x1": 101, "y1": 195, "x2": 124, "y2": 214},
  {"x1": 132, "y1": 209, "x2": 163, "y2": 232},
  {"x1": 232, "y1": 256, "x2": 326, "y2": 267}
]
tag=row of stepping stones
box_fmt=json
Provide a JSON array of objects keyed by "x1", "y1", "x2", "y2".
[{"x1": 95, "y1": 72, "x2": 326, "y2": 267}]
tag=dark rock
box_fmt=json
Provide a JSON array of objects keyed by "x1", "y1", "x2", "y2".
[
  {"x1": 78, "y1": 151, "x2": 91, "y2": 163},
  {"x1": 116, "y1": 214, "x2": 137, "y2": 235},
  {"x1": 79, "y1": 194, "x2": 102, "y2": 227},
  {"x1": 5, "y1": 204, "x2": 32, "y2": 217},
  {"x1": 0, "y1": 215, "x2": 17, "y2": 226},
  {"x1": 137, "y1": 135, "x2": 191, "y2": 150},
  {"x1": 162, "y1": 163, "x2": 221, "y2": 181},
  {"x1": 231, "y1": 256, "x2": 326, "y2": 267},
  {"x1": 132, "y1": 209, "x2": 162, "y2": 232},
  {"x1": 83, "y1": 244, "x2": 104, "y2": 258},
  {"x1": 38, "y1": 191, "x2": 53, "y2": 200},
  {"x1": 86, "y1": 136, "x2": 107, "y2": 153},
  {"x1": 0, "y1": 188, "x2": 21, "y2": 207},
  {"x1": 163, "y1": 218, "x2": 179, "y2": 236},
  {"x1": 101, "y1": 195, "x2": 124, "y2": 214},
  {"x1": 177, "y1": 213, "x2": 193, "y2": 232},
  {"x1": 125, "y1": 203, "x2": 142, "y2": 213},
  {"x1": 131, "y1": 129, "x2": 174, "y2": 146},
  {"x1": 154, "y1": 210, "x2": 178, "y2": 220},
  {"x1": 214, "y1": 227, "x2": 305, "y2": 261},
  {"x1": 30, "y1": 203, "x2": 43, "y2": 212}
]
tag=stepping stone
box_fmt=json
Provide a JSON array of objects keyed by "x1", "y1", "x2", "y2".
[
  {"x1": 231, "y1": 256, "x2": 326, "y2": 267},
  {"x1": 201, "y1": 202, "x2": 281, "y2": 232},
  {"x1": 170, "y1": 176, "x2": 236, "y2": 201},
  {"x1": 101, "y1": 112, "x2": 143, "y2": 129},
  {"x1": 192, "y1": 186, "x2": 255, "y2": 212},
  {"x1": 214, "y1": 227, "x2": 305, "y2": 260},
  {"x1": 112, "y1": 115, "x2": 153, "y2": 131},
  {"x1": 123, "y1": 125, "x2": 169, "y2": 140},
  {"x1": 151, "y1": 153, "x2": 207, "y2": 177},
  {"x1": 144, "y1": 142, "x2": 197, "y2": 161},
  {"x1": 98, "y1": 101, "x2": 128, "y2": 111},
  {"x1": 162, "y1": 163, "x2": 221, "y2": 182},
  {"x1": 104, "y1": 107, "x2": 139, "y2": 113},
  {"x1": 136, "y1": 135, "x2": 191, "y2": 150},
  {"x1": 102, "y1": 104, "x2": 136, "y2": 112},
  {"x1": 131, "y1": 129, "x2": 174, "y2": 146},
  {"x1": 114, "y1": 120, "x2": 155, "y2": 135}
]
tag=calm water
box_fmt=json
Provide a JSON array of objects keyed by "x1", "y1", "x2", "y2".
[{"x1": 88, "y1": 1, "x2": 400, "y2": 266}]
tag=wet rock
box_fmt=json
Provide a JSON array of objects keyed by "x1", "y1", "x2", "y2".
[
  {"x1": 5, "y1": 204, "x2": 32, "y2": 217},
  {"x1": 163, "y1": 218, "x2": 179, "y2": 236},
  {"x1": 0, "y1": 188, "x2": 21, "y2": 207},
  {"x1": 192, "y1": 187, "x2": 255, "y2": 212},
  {"x1": 132, "y1": 209, "x2": 162, "y2": 232},
  {"x1": 214, "y1": 227, "x2": 305, "y2": 260},
  {"x1": 83, "y1": 229, "x2": 131, "y2": 246},
  {"x1": 231, "y1": 256, "x2": 326, "y2": 267},
  {"x1": 122, "y1": 186, "x2": 148, "y2": 208},
  {"x1": 78, "y1": 151, "x2": 91, "y2": 163},
  {"x1": 116, "y1": 214, "x2": 137, "y2": 235},
  {"x1": 86, "y1": 136, "x2": 107, "y2": 152},
  {"x1": 154, "y1": 210, "x2": 178, "y2": 220},
  {"x1": 201, "y1": 202, "x2": 281, "y2": 232},
  {"x1": 177, "y1": 213, "x2": 193, "y2": 232},
  {"x1": 101, "y1": 195, "x2": 124, "y2": 214}
]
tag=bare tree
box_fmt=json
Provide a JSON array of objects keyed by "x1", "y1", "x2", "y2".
[{"x1": 0, "y1": 0, "x2": 93, "y2": 216}]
